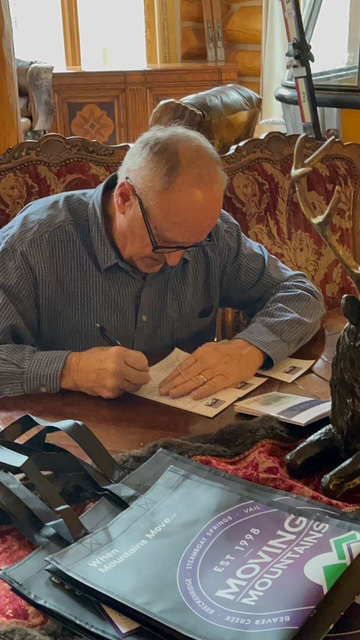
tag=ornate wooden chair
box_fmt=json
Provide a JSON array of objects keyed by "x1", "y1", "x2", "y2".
[
  {"x1": 0, "y1": 134, "x2": 129, "y2": 229},
  {"x1": 219, "y1": 132, "x2": 360, "y2": 337}
]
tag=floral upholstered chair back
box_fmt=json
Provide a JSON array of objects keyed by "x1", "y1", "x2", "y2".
[
  {"x1": 0, "y1": 134, "x2": 130, "y2": 229},
  {"x1": 222, "y1": 132, "x2": 360, "y2": 311}
]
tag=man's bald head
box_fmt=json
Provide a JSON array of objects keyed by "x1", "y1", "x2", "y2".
[
  {"x1": 111, "y1": 126, "x2": 226, "y2": 274},
  {"x1": 117, "y1": 125, "x2": 227, "y2": 203}
]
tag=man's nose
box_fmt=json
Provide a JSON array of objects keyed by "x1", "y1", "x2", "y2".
[{"x1": 164, "y1": 251, "x2": 185, "y2": 267}]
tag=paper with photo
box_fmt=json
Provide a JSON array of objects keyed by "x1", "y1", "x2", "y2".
[
  {"x1": 259, "y1": 357, "x2": 315, "y2": 383},
  {"x1": 132, "y1": 348, "x2": 268, "y2": 417}
]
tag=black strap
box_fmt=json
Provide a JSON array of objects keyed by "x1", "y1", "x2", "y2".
[
  {"x1": 0, "y1": 470, "x2": 74, "y2": 545},
  {"x1": 0, "y1": 493, "x2": 44, "y2": 545},
  {"x1": 0, "y1": 414, "x2": 38, "y2": 440},
  {"x1": 0, "y1": 439, "x2": 137, "y2": 507},
  {"x1": 0, "y1": 416, "x2": 139, "y2": 507},
  {"x1": 1, "y1": 415, "x2": 122, "y2": 482},
  {"x1": 31, "y1": 416, "x2": 123, "y2": 483},
  {"x1": 0, "y1": 445, "x2": 86, "y2": 542}
]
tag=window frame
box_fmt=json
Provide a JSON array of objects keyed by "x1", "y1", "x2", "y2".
[
  {"x1": 282, "y1": 0, "x2": 360, "y2": 92},
  {"x1": 61, "y1": 0, "x2": 155, "y2": 70},
  {"x1": 61, "y1": 0, "x2": 82, "y2": 70}
]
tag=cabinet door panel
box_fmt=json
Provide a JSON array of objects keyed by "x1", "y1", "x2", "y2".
[{"x1": 53, "y1": 90, "x2": 128, "y2": 144}]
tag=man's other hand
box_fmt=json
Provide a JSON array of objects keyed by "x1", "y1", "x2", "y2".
[
  {"x1": 61, "y1": 347, "x2": 150, "y2": 398},
  {"x1": 159, "y1": 340, "x2": 265, "y2": 400}
]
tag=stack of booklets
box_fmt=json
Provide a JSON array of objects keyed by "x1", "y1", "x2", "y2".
[{"x1": 2, "y1": 448, "x2": 360, "y2": 640}]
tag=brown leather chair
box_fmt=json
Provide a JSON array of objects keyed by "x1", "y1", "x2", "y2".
[
  {"x1": 149, "y1": 84, "x2": 262, "y2": 154},
  {"x1": 16, "y1": 58, "x2": 54, "y2": 136}
]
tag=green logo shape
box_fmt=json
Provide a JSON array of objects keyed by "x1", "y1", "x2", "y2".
[
  {"x1": 323, "y1": 532, "x2": 359, "y2": 591},
  {"x1": 323, "y1": 562, "x2": 348, "y2": 591},
  {"x1": 333, "y1": 532, "x2": 358, "y2": 560}
]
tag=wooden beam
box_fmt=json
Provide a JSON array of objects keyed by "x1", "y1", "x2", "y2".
[
  {"x1": 0, "y1": 0, "x2": 22, "y2": 153},
  {"x1": 155, "y1": 0, "x2": 181, "y2": 63},
  {"x1": 61, "y1": 0, "x2": 82, "y2": 70},
  {"x1": 144, "y1": 0, "x2": 158, "y2": 64}
]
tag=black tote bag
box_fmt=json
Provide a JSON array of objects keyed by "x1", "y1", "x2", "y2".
[
  {"x1": 45, "y1": 458, "x2": 360, "y2": 640},
  {"x1": 120, "y1": 449, "x2": 360, "y2": 640},
  {"x1": 3, "y1": 418, "x2": 360, "y2": 640},
  {"x1": 0, "y1": 462, "x2": 159, "y2": 640}
]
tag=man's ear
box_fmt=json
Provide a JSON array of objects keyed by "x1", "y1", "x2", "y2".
[{"x1": 114, "y1": 181, "x2": 132, "y2": 215}]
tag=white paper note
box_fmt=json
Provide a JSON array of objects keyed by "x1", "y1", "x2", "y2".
[
  {"x1": 132, "y1": 348, "x2": 267, "y2": 418},
  {"x1": 259, "y1": 357, "x2": 315, "y2": 383}
]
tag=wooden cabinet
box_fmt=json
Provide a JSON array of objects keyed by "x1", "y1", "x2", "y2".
[{"x1": 52, "y1": 63, "x2": 239, "y2": 143}]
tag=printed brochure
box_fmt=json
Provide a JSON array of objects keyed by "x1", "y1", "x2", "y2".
[{"x1": 234, "y1": 392, "x2": 331, "y2": 426}]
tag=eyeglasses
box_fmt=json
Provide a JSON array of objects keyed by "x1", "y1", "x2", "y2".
[{"x1": 125, "y1": 177, "x2": 213, "y2": 254}]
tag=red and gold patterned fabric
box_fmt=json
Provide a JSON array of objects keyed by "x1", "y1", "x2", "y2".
[
  {"x1": 196, "y1": 440, "x2": 360, "y2": 513},
  {"x1": 223, "y1": 141, "x2": 359, "y2": 310},
  {"x1": 0, "y1": 161, "x2": 118, "y2": 229},
  {"x1": 0, "y1": 527, "x2": 44, "y2": 627}
]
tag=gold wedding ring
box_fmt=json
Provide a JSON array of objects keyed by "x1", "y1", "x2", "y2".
[{"x1": 198, "y1": 374, "x2": 208, "y2": 385}]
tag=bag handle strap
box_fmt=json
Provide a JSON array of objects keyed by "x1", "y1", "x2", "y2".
[
  {"x1": 0, "y1": 438, "x2": 138, "y2": 508},
  {"x1": 0, "y1": 445, "x2": 87, "y2": 542},
  {"x1": 0, "y1": 414, "x2": 122, "y2": 482},
  {"x1": 0, "y1": 470, "x2": 76, "y2": 545},
  {"x1": 0, "y1": 416, "x2": 138, "y2": 507}
]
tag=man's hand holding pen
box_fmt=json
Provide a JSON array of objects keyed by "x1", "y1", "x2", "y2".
[
  {"x1": 61, "y1": 346, "x2": 151, "y2": 398},
  {"x1": 61, "y1": 324, "x2": 150, "y2": 398}
]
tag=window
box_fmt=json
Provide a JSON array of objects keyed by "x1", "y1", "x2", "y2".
[
  {"x1": 77, "y1": 0, "x2": 146, "y2": 70},
  {"x1": 283, "y1": 0, "x2": 360, "y2": 89},
  {"x1": 9, "y1": 0, "x2": 66, "y2": 69},
  {"x1": 307, "y1": 0, "x2": 360, "y2": 87},
  {"x1": 9, "y1": 0, "x2": 147, "y2": 71}
]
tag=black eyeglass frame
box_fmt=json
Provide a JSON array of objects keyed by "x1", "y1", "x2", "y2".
[{"x1": 125, "y1": 176, "x2": 213, "y2": 254}]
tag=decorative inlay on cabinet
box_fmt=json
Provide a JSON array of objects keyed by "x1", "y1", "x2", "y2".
[
  {"x1": 70, "y1": 103, "x2": 115, "y2": 143},
  {"x1": 52, "y1": 63, "x2": 239, "y2": 143}
]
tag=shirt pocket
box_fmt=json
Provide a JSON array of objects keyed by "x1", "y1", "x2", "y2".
[{"x1": 174, "y1": 305, "x2": 217, "y2": 352}]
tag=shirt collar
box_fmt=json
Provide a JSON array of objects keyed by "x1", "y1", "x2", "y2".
[{"x1": 88, "y1": 173, "x2": 126, "y2": 272}]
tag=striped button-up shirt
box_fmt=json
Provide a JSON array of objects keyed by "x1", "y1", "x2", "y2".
[{"x1": 0, "y1": 174, "x2": 325, "y2": 397}]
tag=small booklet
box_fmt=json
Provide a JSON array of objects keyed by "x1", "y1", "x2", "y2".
[
  {"x1": 132, "y1": 348, "x2": 267, "y2": 418},
  {"x1": 259, "y1": 357, "x2": 315, "y2": 383},
  {"x1": 100, "y1": 605, "x2": 141, "y2": 638},
  {"x1": 234, "y1": 391, "x2": 331, "y2": 426}
]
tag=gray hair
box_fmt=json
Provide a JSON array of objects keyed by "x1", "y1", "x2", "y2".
[{"x1": 117, "y1": 125, "x2": 227, "y2": 202}]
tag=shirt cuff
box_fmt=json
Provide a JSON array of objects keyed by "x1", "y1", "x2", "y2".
[
  {"x1": 233, "y1": 323, "x2": 289, "y2": 369},
  {"x1": 24, "y1": 350, "x2": 71, "y2": 395}
]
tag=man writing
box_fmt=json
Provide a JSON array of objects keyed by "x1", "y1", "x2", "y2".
[{"x1": 0, "y1": 126, "x2": 324, "y2": 400}]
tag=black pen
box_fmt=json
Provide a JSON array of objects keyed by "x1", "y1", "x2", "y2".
[{"x1": 96, "y1": 322, "x2": 122, "y2": 347}]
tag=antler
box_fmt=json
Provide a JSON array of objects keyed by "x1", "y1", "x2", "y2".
[{"x1": 291, "y1": 134, "x2": 360, "y2": 292}]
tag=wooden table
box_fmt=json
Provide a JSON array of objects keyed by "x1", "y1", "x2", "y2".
[{"x1": 0, "y1": 309, "x2": 345, "y2": 459}]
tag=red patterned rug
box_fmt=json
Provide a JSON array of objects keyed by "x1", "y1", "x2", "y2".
[
  {"x1": 1, "y1": 419, "x2": 359, "y2": 638},
  {"x1": 195, "y1": 440, "x2": 360, "y2": 512}
]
